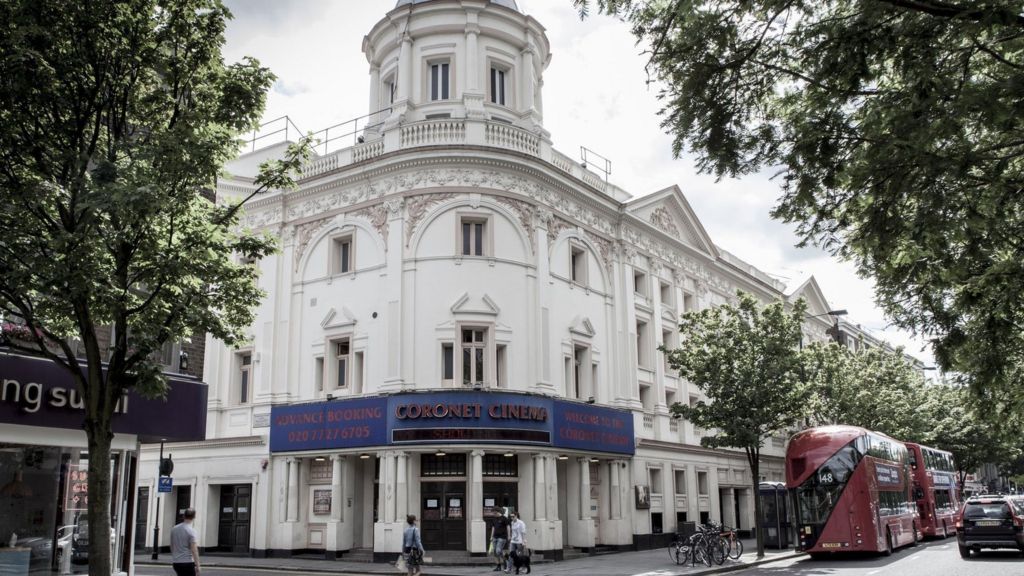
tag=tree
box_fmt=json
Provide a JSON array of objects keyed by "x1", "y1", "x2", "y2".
[
  {"x1": 923, "y1": 384, "x2": 1016, "y2": 494},
  {"x1": 665, "y1": 291, "x2": 809, "y2": 558},
  {"x1": 577, "y1": 0, "x2": 1024, "y2": 412},
  {"x1": 805, "y1": 342, "x2": 930, "y2": 441},
  {"x1": 0, "y1": 1, "x2": 309, "y2": 574}
]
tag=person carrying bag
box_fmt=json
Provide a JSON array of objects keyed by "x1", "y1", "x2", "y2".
[{"x1": 401, "y1": 515, "x2": 425, "y2": 576}]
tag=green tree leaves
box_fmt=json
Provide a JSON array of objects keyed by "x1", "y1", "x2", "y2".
[
  {"x1": 578, "y1": 0, "x2": 1024, "y2": 415},
  {"x1": 0, "y1": 2, "x2": 309, "y2": 574}
]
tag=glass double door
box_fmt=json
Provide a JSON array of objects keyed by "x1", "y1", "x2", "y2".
[{"x1": 421, "y1": 482, "x2": 466, "y2": 550}]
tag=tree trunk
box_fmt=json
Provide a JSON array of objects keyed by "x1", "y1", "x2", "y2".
[
  {"x1": 84, "y1": 416, "x2": 114, "y2": 576},
  {"x1": 747, "y1": 448, "x2": 764, "y2": 559}
]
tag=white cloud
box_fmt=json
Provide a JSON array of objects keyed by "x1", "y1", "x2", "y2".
[{"x1": 222, "y1": 0, "x2": 934, "y2": 365}]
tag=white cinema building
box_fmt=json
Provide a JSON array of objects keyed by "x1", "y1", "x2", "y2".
[{"x1": 138, "y1": 0, "x2": 894, "y2": 561}]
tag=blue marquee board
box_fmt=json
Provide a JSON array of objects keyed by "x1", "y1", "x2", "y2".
[{"x1": 270, "y1": 391, "x2": 635, "y2": 455}]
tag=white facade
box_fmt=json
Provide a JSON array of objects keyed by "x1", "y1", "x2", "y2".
[{"x1": 138, "y1": 0, "x2": 873, "y2": 560}]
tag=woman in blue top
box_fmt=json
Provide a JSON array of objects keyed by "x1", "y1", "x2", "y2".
[{"x1": 402, "y1": 514, "x2": 425, "y2": 576}]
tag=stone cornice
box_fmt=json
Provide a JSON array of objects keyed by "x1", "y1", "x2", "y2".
[{"x1": 140, "y1": 435, "x2": 265, "y2": 451}]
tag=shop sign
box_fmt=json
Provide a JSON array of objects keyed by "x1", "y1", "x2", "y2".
[
  {"x1": 0, "y1": 353, "x2": 208, "y2": 441},
  {"x1": 269, "y1": 396, "x2": 388, "y2": 452},
  {"x1": 65, "y1": 464, "x2": 88, "y2": 511},
  {"x1": 270, "y1": 391, "x2": 635, "y2": 455}
]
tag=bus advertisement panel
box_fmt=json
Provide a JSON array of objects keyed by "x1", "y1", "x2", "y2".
[
  {"x1": 787, "y1": 426, "x2": 920, "y2": 556},
  {"x1": 906, "y1": 442, "x2": 960, "y2": 538}
]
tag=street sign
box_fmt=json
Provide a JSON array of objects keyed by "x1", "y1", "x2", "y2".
[{"x1": 158, "y1": 476, "x2": 173, "y2": 493}]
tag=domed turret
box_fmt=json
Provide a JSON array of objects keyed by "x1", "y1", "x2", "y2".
[{"x1": 364, "y1": 0, "x2": 549, "y2": 134}]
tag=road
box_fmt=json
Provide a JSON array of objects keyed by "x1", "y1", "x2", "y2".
[{"x1": 745, "y1": 539, "x2": 1024, "y2": 576}]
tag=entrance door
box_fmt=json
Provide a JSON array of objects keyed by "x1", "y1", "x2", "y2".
[
  {"x1": 218, "y1": 485, "x2": 251, "y2": 553},
  {"x1": 134, "y1": 487, "x2": 149, "y2": 550},
  {"x1": 421, "y1": 482, "x2": 466, "y2": 550},
  {"x1": 174, "y1": 485, "x2": 192, "y2": 524},
  {"x1": 482, "y1": 482, "x2": 518, "y2": 536}
]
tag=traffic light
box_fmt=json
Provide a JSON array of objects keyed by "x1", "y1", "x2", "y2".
[{"x1": 159, "y1": 454, "x2": 174, "y2": 477}]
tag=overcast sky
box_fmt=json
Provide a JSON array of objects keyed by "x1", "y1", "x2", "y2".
[{"x1": 221, "y1": 0, "x2": 934, "y2": 366}]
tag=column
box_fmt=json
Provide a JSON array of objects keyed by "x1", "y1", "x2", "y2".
[
  {"x1": 396, "y1": 452, "x2": 408, "y2": 521},
  {"x1": 368, "y1": 64, "x2": 380, "y2": 113},
  {"x1": 385, "y1": 452, "x2": 397, "y2": 523},
  {"x1": 545, "y1": 455, "x2": 559, "y2": 522},
  {"x1": 722, "y1": 487, "x2": 736, "y2": 529},
  {"x1": 331, "y1": 455, "x2": 344, "y2": 522},
  {"x1": 376, "y1": 452, "x2": 388, "y2": 524},
  {"x1": 470, "y1": 450, "x2": 487, "y2": 553},
  {"x1": 465, "y1": 24, "x2": 479, "y2": 92},
  {"x1": 398, "y1": 33, "x2": 412, "y2": 103},
  {"x1": 578, "y1": 458, "x2": 591, "y2": 521},
  {"x1": 533, "y1": 454, "x2": 546, "y2": 521},
  {"x1": 287, "y1": 457, "x2": 299, "y2": 522},
  {"x1": 609, "y1": 460, "x2": 621, "y2": 520},
  {"x1": 520, "y1": 38, "x2": 535, "y2": 112}
]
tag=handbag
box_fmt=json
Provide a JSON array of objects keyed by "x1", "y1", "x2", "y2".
[
  {"x1": 395, "y1": 554, "x2": 407, "y2": 572},
  {"x1": 488, "y1": 540, "x2": 495, "y2": 557}
]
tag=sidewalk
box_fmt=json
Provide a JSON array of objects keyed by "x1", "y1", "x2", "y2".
[{"x1": 136, "y1": 539, "x2": 800, "y2": 576}]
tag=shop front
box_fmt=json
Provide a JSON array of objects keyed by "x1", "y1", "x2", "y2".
[
  {"x1": 268, "y1": 391, "x2": 635, "y2": 559},
  {"x1": 0, "y1": 352, "x2": 207, "y2": 575}
]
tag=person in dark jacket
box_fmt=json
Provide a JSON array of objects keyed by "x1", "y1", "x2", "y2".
[{"x1": 490, "y1": 512, "x2": 510, "y2": 572}]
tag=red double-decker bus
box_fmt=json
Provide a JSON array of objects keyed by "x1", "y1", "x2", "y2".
[
  {"x1": 786, "y1": 426, "x2": 920, "y2": 556},
  {"x1": 905, "y1": 442, "x2": 960, "y2": 538}
]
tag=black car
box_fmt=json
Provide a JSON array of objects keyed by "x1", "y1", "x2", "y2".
[{"x1": 955, "y1": 495, "x2": 1024, "y2": 557}]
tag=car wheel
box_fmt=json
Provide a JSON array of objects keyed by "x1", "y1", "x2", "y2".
[{"x1": 958, "y1": 544, "x2": 970, "y2": 559}]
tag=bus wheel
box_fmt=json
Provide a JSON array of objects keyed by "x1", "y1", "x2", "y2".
[
  {"x1": 911, "y1": 524, "x2": 920, "y2": 546},
  {"x1": 882, "y1": 530, "x2": 893, "y2": 556},
  {"x1": 940, "y1": 523, "x2": 948, "y2": 539}
]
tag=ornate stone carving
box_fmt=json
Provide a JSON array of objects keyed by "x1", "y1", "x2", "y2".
[
  {"x1": 241, "y1": 208, "x2": 282, "y2": 229},
  {"x1": 495, "y1": 196, "x2": 536, "y2": 254},
  {"x1": 649, "y1": 206, "x2": 681, "y2": 238},
  {"x1": 405, "y1": 192, "x2": 458, "y2": 247},
  {"x1": 293, "y1": 216, "x2": 334, "y2": 272},
  {"x1": 581, "y1": 230, "x2": 614, "y2": 272},
  {"x1": 546, "y1": 215, "x2": 575, "y2": 246},
  {"x1": 351, "y1": 202, "x2": 390, "y2": 247}
]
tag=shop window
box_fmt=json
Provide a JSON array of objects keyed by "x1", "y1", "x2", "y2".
[
  {"x1": 429, "y1": 60, "x2": 450, "y2": 101},
  {"x1": 652, "y1": 512, "x2": 663, "y2": 534},
  {"x1": 421, "y1": 453, "x2": 467, "y2": 476},
  {"x1": 482, "y1": 454, "x2": 518, "y2": 477},
  {"x1": 675, "y1": 470, "x2": 686, "y2": 495},
  {"x1": 310, "y1": 458, "x2": 332, "y2": 484}
]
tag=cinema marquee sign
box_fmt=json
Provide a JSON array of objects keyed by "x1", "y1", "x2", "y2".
[{"x1": 270, "y1": 391, "x2": 635, "y2": 455}]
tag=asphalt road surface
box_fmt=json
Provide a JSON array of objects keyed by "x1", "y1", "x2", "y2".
[{"x1": 744, "y1": 539, "x2": 1024, "y2": 576}]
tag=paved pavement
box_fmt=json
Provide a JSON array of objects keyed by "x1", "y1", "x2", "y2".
[{"x1": 135, "y1": 539, "x2": 799, "y2": 576}]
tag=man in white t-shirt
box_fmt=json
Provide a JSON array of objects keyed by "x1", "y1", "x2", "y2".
[
  {"x1": 505, "y1": 511, "x2": 527, "y2": 573},
  {"x1": 170, "y1": 508, "x2": 201, "y2": 576}
]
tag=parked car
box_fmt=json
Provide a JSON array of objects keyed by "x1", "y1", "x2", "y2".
[{"x1": 955, "y1": 495, "x2": 1024, "y2": 557}]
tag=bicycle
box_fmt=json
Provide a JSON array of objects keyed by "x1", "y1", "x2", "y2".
[
  {"x1": 719, "y1": 524, "x2": 743, "y2": 560},
  {"x1": 699, "y1": 523, "x2": 727, "y2": 566}
]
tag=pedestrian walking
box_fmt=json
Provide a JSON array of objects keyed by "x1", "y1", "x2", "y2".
[
  {"x1": 505, "y1": 511, "x2": 527, "y2": 574},
  {"x1": 402, "y1": 514, "x2": 425, "y2": 576},
  {"x1": 170, "y1": 508, "x2": 201, "y2": 576},
  {"x1": 490, "y1": 512, "x2": 510, "y2": 572}
]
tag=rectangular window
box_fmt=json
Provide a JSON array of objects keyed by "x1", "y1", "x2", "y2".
[
  {"x1": 650, "y1": 468, "x2": 663, "y2": 495},
  {"x1": 660, "y1": 281, "x2": 672, "y2": 306},
  {"x1": 637, "y1": 320, "x2": 650, "y2": 368},
  {"x1": 482, "y1": 454, "x2": 518, "y2": 477},
  {"x1": 496, "y1": 344, "x2": 507, "y2": 388},
  {"x1": 442, "y1": 343, "x2": 454, "y2": 382},
  {"x1": 430, "y1": 62, "x2": 450, "y2": 101},
  {"x1": 421, "y1": 453, "x2": 467, "y2": 476},
  {"x1": 683, "y1": 292, "x2": 695, "y2": 313},
  {"x1": 239, "y1": 353, "x2": 252, "y2": 404},
  {"x1": 490, "y1": 67, "x2": 506, "y2": 105},
  {"x1": 697, "y1": 471, "x2": 709, "y2": 495},
  {"x1": 315, "y1": 357, "x2": 324, "y2": 392},
  {"x1": 460, "y1": 217, "x2": 486, "y2": 256},
  {"x1": 387, "y1": 79, "x2": 397, "y2": 104},
  {"x1": 634, "y1": 270, "x2": 647, "y2": 296},
  {"x1": 309, "y1": 458, "x2": 333, "y2": 484},
  {"x1": 334, "y1": 339, "x2": 350, "y2": 388},
  {"x1": 674, "y1": 470, "x2": 686, "y2": 495},
  {"x1": 462, "y1": 327, "x2": 486, "y2": 386},
  {"x1": 331, "y1": 235, "x2": 353, "y2": 275},
  {"x1": 663, "y1": 329, "x2": 674, "y2": 372},
  {"x1": 570, "y1": 244, "x2": 587, "y2": 285}
]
